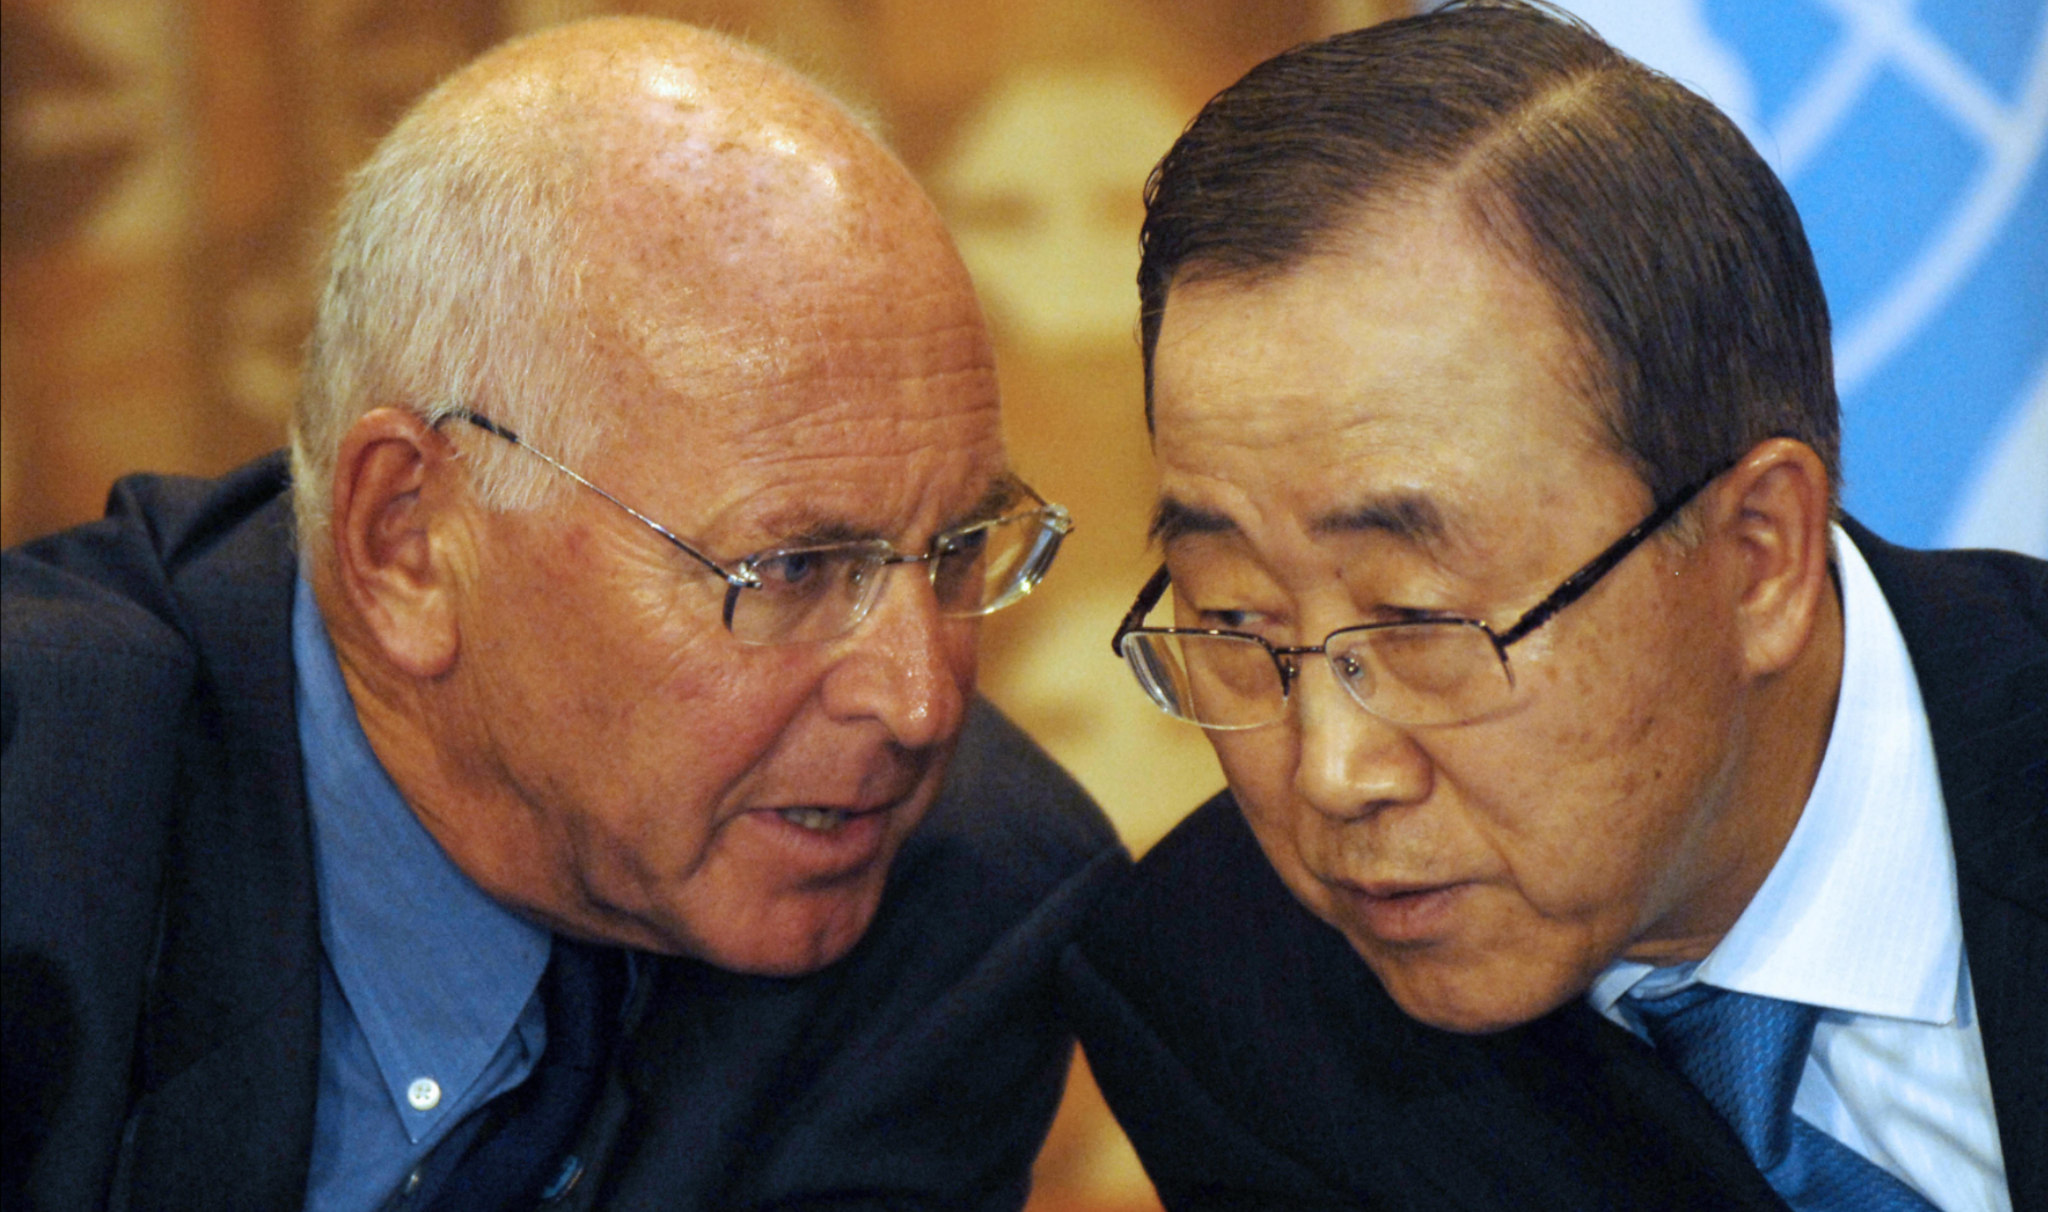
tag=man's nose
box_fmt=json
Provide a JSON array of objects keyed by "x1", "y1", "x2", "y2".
[
  {"x1": 819, "y1": 564, "x2": 971, "y2": 749},
  {"x1": 1291, "y1": 660, "x2": 1433, "y2": 821}
]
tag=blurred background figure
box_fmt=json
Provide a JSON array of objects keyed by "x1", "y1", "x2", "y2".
[{"x1": 2, "y1": 2, "x2": 2039, "y2": 1208}]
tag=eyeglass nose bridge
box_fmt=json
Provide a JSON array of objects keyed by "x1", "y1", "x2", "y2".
[
  {"x1": 861, "y1": 547, "x2": 947, "y2": 623},
  {"x1": 877, "y1": 548, "x2": 938, "y2": 571},
  {"x1": 1261, "y1": 624, "x2": 1517, "y2": 726},
  {"x1": 1266, "y1": 642, "x2": 1318, "y2": 700},
  {"x1": 873, "y1": 545, "x2": 966, "y2": 613},
  {"x1": 1265, "y1": 639, "x2": 1372, "y2": 717}
]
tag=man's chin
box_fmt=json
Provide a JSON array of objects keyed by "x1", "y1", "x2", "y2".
[
  {"x1": 1355, "y1": 945, "x2": 1582, "y2": 1036},
  {"x1": 664, "y1": 890, "x2": 886, "y2": 977}
]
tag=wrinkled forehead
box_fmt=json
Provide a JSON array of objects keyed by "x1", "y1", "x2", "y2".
[
  {"x1": 584, "y1": 230, "x2": 997, "y2": 482},
  {"x1": 578, "y1": 274, "x2": 1001, "y2": 528},
  {"x1": 1145, "y1": 207, "x2": 1633, "y2": 570},
  {"x1": 576, "y1": 245, "x2": 1001, "y2": 546}
]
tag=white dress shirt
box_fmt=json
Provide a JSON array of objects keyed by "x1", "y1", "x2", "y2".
[{"x1": 1588, "y1": 527, "x2": 2011, "y2": 1212}]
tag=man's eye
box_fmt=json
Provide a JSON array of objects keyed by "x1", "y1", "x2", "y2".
[
  {"x1": 937, "y1": 525, "x2": 991, "y2": 558},
  {"x1": 755, "y1": 551, "x2": 823, "y2": 588},
  {"x1": 1200, "y1": 608, "x2": 1267, "y2": 631}
]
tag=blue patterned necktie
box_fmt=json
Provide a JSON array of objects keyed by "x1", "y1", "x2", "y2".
[{"x1": 1627, "y1": 984, "x2": 1939, "y2": 1211}]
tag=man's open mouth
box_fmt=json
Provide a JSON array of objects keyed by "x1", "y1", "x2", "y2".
[{"x1": 778, "y1": 807, "x2": 859, "y2": 833}]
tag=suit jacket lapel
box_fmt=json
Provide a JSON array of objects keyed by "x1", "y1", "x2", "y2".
[
  {"x1": 116, "y1": 463, "x2": 324, "y2": 1210},
  {"x1": 1522, "y1": 1005, "x2": 1792, "y2": 1212},
  {"x1": 1361, "y1": 1001, "x2": 1790, "y2": 1211},
  {"x1": 1089, "y1": 794, "x2": 1794, "y2": 1211},
  {"x1": 1851, "y1": 521, "x2": 2048, "y2": 1212},
  {"x1": 1958, "y1": 882, "x2": 2048, "y2": 1212}
]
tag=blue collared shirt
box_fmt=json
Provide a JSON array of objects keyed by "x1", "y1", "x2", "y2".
[
  {"x1": 1590, "y1": 527, "x2": 2009, "y2": 1212},
  {"x1": 294, "y1": 577, "x2": 553, "y2": 1211}
]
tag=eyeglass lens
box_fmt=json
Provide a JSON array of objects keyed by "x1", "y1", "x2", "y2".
[
  {"x1": 1119, "y1": 622, "x2": 1513, "y2": 729},
  {"x1": 728, "y1": 509, "x2": 1065, "y2": 645}
]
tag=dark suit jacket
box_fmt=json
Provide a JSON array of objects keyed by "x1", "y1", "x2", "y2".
[
  {"x1": 1, "y1": 454, "x2": 1127, "y2": 1211},
  {"x1": 1063, "y1": 523, "x2": 2046, "y2": 1212}
]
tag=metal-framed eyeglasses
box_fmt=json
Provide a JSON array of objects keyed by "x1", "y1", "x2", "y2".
[
  {"x1": 1111, "y1": 462, "x2": 1731, "y2": 729},
  {"x1": 450, "y1": 408, "x2": 1072, "y2": 646}
]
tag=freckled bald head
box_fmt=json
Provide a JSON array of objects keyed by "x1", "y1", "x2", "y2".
[
  {"x1": 420, "y1": 18, "x2": 981, "y2": 409},
  {"x1": 295, "y1": 11, "x2": 1001, "y2": 562}
]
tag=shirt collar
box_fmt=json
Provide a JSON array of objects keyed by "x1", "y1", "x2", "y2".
[
  {"x1": 1589, "y1": 525, "x2": 1962, "y2": 1025},
  {"x1": 294, "y1": 576, "x2": 551, "y2": 1140}
]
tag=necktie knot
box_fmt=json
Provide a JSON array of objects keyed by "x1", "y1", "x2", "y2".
[{"x1": 1623, "y1": 983, "x2": 1937, "y2": 1212}]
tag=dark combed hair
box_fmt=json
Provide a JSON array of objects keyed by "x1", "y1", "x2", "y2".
[{"x1": 1136, "y1": 0, "x2": 1840, "y2": 508}]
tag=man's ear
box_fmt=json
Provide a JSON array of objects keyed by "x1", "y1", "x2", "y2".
[
  {"x1": 1706, "y1": 437, "x2": 1835, "y2": 678},
  {"x1": 327, "y1": 408, "x2": 472, "y2": 679}
]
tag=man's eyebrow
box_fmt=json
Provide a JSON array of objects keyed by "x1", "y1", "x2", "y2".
[
  {"x1": 959, "y1": 473, "x2": 1027, "y2": 526},
  {"x1": 1310, "y1": 493, "x2": 1446, "y2": 545},
  {"x1": 763, "y1": 518, "x2": 874, "y2": 549},
  {"x1": 1150, "y1": 497, "x2": 1238, "y2": 545},
  {"x1": 756, "y1": 473, "x2": 1029, "y2": 551}
]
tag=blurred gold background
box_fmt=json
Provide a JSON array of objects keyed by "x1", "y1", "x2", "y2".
[{"x1": 0, "y1": 1, "x2": 1412, "y2": 1205}]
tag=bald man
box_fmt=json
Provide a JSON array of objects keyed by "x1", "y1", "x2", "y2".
[{"x1": 1, "y1": 19, "x2": 1119, "y2": 1210}]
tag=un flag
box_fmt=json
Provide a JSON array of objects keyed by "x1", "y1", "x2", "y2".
[{"x1": 1563, "y1": 0, "x2": 2047, "y2": 557}]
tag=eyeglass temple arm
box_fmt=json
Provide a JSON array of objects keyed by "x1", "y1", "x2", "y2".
[
  {"x1": 1494, "y1": 461, "x2": 1730, "y2": 649},
  {"x1": 1112, "y1": 565, "x2": 1174, "y2": 655},
  {"x1": 450, "y1": 408, "x2": 746, "y2": 587}
]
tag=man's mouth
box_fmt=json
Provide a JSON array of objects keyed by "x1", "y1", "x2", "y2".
[
  {"x1": 1333, "y1": 878, "x2": 1471, "y2": 944},
  {"x1": 745, "y1": 769, "x2": 925, "y2": 873},
  {"x1": 777, "y1": 806, "x2": 858, "y2": 833}
]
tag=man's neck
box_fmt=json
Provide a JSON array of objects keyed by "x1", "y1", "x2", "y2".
[
  {"x1": 1735, "y1": 561, "x2": 1847, "y2": 910},
  {"x1": 1629, "y1": 565, "x2": 1847, "y2": 969},
  {"x1": 310, "y1": 570, "x2": 563, "y2": 938}
]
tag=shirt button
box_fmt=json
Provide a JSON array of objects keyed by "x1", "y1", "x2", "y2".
[
  {"x1": 407, "y1": 1077, "x2": 442, "y2": 1111},
  {"x1": 402, "y1": 1168, "x2": 424, "y2": 1196}
]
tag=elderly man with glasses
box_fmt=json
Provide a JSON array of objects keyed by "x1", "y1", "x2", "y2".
[
  {"x1": 1064, "y1": 4, "x2": 2046, "y2": 1212},
  {"x1": 2, "y1": 18, "x2": 1118, "y2": 1211}
]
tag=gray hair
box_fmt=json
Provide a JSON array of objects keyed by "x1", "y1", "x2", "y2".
[{"x1": 290, "y1": 68, "x2": 599, "y2": 553}]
